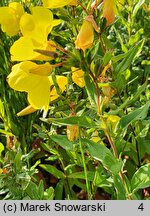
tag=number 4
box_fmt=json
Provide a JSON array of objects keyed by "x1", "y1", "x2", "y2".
[{"x1": 138, "y1": 203, "x2": 144, "y2": 211}]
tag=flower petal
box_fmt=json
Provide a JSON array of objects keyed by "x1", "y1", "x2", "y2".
[
  {"x1": 17, "y1": 105, "x2": 37, "y2": 116},
  {"x1": 7, "y1": 61, "x2": 51, "y2": 111},
  {"x1": 10, "y1": 36, "x2": 56, "y2": 61},
  {"x1": 75, "y1": 20, "x2": 94, "y2": 51},
  {"x1": 0, "y1": 2, "x2": 24, "y2": 36},
  {"x1": 31, "y1": 6, "x2": 53, "y2": 35},
  {"x1": 42, "y1": 0, "x2": 77, "y2": 8},
  {"x1": 27, "y1": 76, "x2": 50, "y2": 111},
  {"x1": 71, "y1": 67, "x2": 85, "y2": 88},
  {"x1": 102, "y1": 0, "x2": 116, "y2": 25}
]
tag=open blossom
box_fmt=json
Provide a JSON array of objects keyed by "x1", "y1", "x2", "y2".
[
  {"x1": 42, "y1": 0, "x2": 77, "y2": 8},
  {"x1": 7, "y1": 61, "x2": 68, "y2": 114},
  {"x1": 10, "y1": 6, "x2": 61, "y2": 61},
  {"x1": 75, "y1": 18, "x2": 94, "y2": 51},
  {"x1": 102, "y1": 0, "x2": 116, "y2": 25},
  {"x1": 7, "y1": 61, "x2": 53, "y2": 112},
  {"x1": 0, "y1": 2, "x2": 24, "y2": 36},
  {"x1": 16, "y1": 75, "x2": 68, "y2": 117}
]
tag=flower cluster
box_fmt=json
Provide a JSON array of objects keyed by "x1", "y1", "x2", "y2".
[
  {"x1": 0, "y1": 2, "x2": 68, "y2": 114},
  {"x1": 0, "y1": 0, "x2": 118, "y2": 117}
]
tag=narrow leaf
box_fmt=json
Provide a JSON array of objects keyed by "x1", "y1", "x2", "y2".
[
  {"x1": 39, "y1": 164, "x2": 65, "y2": 179},
  {"x1": 50, "y1": 135, "x2": 75, "y2": 151},
  {"x1": 84, "y1": 72, "x2": 97, "y2": 107},
  {"x1": 83, "y1": 138, "x2": 122, "y2": 174},
  {"x1": 119, "y1": 101, "x2": 150, "y2": 128},
  {"x1": 132, "y1": 0, "x2": 145, "y2": 17},
  {"x1": 41, "y1": 116, "x2": 97, "y2": 128},
  {"x1": 115, "y1": 40, "x2": 144, "y2": 74},
  {"x1": 68, "y1": 171, "x2": 95, "y2": 181},
  {"x1": 113, "y1": 174, "x2": 126, "y2": 200}
]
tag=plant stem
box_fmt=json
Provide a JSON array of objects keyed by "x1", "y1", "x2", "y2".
[
  {"x1": 102, "y1": 118, "x2": 132, "y2": 199},
  {"x1": 102, "y1": 118, "x2": 118, "y2": 159},
  {"x1": 77, "y1": 0, "x2": 89, "y2": 15},
  {"x1": 79, "y1": 128, "x2": 92, "y2": 199},
  {"x1": 59, "y1": 158, "x2": 74, "y2": 199}
]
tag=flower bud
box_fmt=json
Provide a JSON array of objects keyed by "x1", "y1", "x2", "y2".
[
  {"x1": 67, "y1": 125, "x2": 79, "y2": 141},
  {"x1": 75, "y1": 18, "x2": 94, "y2": 51},
  {"x1": 102, "y1": 0, "x2": 116, "y2": 25}
]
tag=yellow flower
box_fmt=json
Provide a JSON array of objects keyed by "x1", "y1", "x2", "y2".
[
  {"x1": 69, "y1": 0, "x2": 77, "y2": 6},
  {"x1": 16, "y1": 76, "x2": 68, "y2": 116},
  {"x1": 10, "y1": 7, "x2": 60, "y2": 61},
  {"x1": 90, "y1": 130, "x2": 104, "y2": 144},
  {"x1": 106, "y1": 115, "x2": 120, "y2": 131},
  {"x1": 102, "y1": 86, "x2": 116, "y2": 98},
  {"x1": 101, "y1": 114, "x2": 120, "y2": 132},
  {"x1": 71, "y1": 67, "x2": 85, "y2": 88},
  {"x1": 22, "y1": 0, "x2": 30, "y2": 3},
  {"x1": 42, "y1": 0, "x2": 77, "y2": 8},
  {"x1": 102, "y1": 0, "x2": 116, "y2": 25},
  {"x1": 67, "y1": 125, "x2": 79, "y2": 141},
  {"x1": 75, "y1": 18, "x2": 94, "y2": 51},
  {"x1": 10, "y1": 38, "x2": 56, "y2": 62},
  {"x1": 0, "y1": 2, "x2": 24, "y2": 36},
  {"x1": 7, "y1": 62, "x2": 68, "y2": 115},
  {"x1": 7, "y1": 61, "x2": 52, "y2": 112}
]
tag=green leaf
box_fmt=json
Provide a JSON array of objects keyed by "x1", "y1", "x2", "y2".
[
  {"x1": 0, "y1": 129, "x2": 13, "y2": 136},
  {"x1": 41, "y1": 115, "x2": 97, "y2": 128},
  {"x1": 113, "y1": 174, "x2": 126, "y2": 200},
  {"x1": 93, "y1": 166, "x2": 113, "y2": 193},
  {"x1": 128, "y1": 81, "x2": 147, "y2": 105},
  {"x1": 103, "y1": 51, "x2": 112, "y2": 66},
  {"x1": 113, "y1": 27, "x2": 128, "y2": 52},
  {"x1": 44, "y1": 187, "x2": 54, "y2": 200},
  {"x1": 109, "y1": 81, "x2": 147, "y2": 115},
  {"x1": 131, "y1": 164, "x2": 150, "y2": 194},
  {"x1": 112, "y1": 52, "x2": 129, "y2": 64},
  {"x1": 132, "y1": 0, "x2": 145, "y2": 17},
  {"x1": 16, "y1": 173, "x2": 31, "y2": 191},
  {"x1": 55, "y1": 179, "x2": 64, "y2": 200},
  {"x1": 115, "y1": 72, "x2": 126, "y2": 92},
  {"x1": 39, "y1": 164, "x2": 65, "y2": 179},
  {"x1": 129, "y1": 28, "x2": 143, "y2": 45},
  {"x1": 68, "y1": 171, "x2": 95, "y2": 181},
  {"x1": 55, "y1": 180, "x2": 64, "y2": 199},
  {"x1": 119, "y1": 101, "x2": 150, "y2": 128},
  {"x1": 13, "y1": 151, "x2": 22, "y2": 173},
  {"x1": 38, "y1": 180, "x2": 44, "y2": 200},
  {"x1": 102, "y1": 33, "x2": 113, "y2": 49},
  {"x1": 25, "y1": 181, "x2": 39, "y2": 199},
  {"x1": 83, "y1": 138, "x2": 122, "y2": 174},
  {"x1": 50, "y1": 135, "x2": 75, "y2": 151},
  {"x1": 115, "y1": 40, "x2": 144, "y2": 74},
  {"x1": 84, "y1": 72, "x2": 97, "y2": 107}
]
